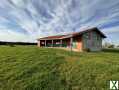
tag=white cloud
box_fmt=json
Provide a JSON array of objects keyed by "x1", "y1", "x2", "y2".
[
  {"x1": 0, "y1": 0, "x2": 119, "y2": 43},
  {"x1": 0, "y1": 29, "x2": 35, "y2": 42},
  {"x1": 102, "y1": 26, "x2": 119, "y2": 34}
]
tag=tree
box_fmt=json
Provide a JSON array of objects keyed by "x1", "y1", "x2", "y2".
[
  {"x1": 108, "y1": 44, "x2": 115, "y2": 48},
  {"x1": 103, "y1": 42, "x2": 111, "y2": 48}
]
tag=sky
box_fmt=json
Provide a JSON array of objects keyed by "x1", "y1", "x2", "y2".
[{"x1": 0, "y1": 0, "x2": 119, "y2": 45}]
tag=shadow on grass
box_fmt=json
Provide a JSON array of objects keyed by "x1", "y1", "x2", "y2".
[{"x1": 103, "y1": 48, "x2": 119, "y2": 53}]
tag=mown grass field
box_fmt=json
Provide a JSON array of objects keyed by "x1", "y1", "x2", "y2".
[{"x1": 0, "y1": 46, "x2": 119, "y2": 90}]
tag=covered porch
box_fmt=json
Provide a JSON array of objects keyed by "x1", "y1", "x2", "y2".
[{"x1": 38, "y1": 38, "x2": 71, "y2": 48}]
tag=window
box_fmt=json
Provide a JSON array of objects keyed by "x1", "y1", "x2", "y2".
[{"x1": 84, "y1": 33, "x2": 90, "y2": 39}]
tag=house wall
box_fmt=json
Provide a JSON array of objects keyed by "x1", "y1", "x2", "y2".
[
  {"x1": 72, "y1": 36, "x2": 82, "y2": 51},
  {"x1": 82, "y1": 31, "x2": 102, "y2": 51},
  {"x1": 77, "y1": 37, "x2": 83, "y2": 51}
]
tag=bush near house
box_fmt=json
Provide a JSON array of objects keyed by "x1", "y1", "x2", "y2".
[
  {"x1": 117, "y1": 45, "x2": 119, "y2": 48},
  {"x1": 83, "y1": 48, "x2": 91, "y2": 52},
  {"x1": 0, "y1": 46, "x2": 119, "y2": 90}
]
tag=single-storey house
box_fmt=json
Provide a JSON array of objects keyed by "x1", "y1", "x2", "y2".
[{"x1": 37, "y1": 27, "x2": 106, "y2": 52}]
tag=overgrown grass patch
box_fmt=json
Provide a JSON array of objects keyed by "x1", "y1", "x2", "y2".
[{"x1": 0, "y1": 46, "x2": 119, "y2": 90}]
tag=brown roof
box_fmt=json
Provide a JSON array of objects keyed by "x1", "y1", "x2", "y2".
[
  {"x1": 38, "y1": 35, "x2": 66, "y2": 40},
  {"x1": 37, "y1": 27, "x2": 106, "y2": 40}
]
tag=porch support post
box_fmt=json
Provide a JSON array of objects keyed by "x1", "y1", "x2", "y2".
[
  {"x1": 70, "y1": 37, "x2": 73, "y2": 52},
  {"x1": 52, "y1": 40, "x2": 53, "y2": 47},
  {"x1": 60, "y1": 39, "x2": 62, "y2": 47},
  {"x1": 38, "y1": 40, "x2": 40, "y2": 47},
  {"x1": 45, "y1": 40, "x2": 47, "y2": 47}
]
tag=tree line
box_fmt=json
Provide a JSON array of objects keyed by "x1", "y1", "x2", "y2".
[
  {"x1": 0, "y1": 41, "x2": 37, "y2": 46},
  {"x1": 103, "y1": 42, "x2": 119, "y2": 48}
]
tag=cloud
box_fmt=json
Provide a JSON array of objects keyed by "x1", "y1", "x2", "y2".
[
  {"x1": 0, "y1": 0, "x2": 119, "y2": 43},
  {"x1": 0, "y1": 28, "x2": 35, "y2": 42},
  {"x1": 101, "y1": 26, "x2": 119, "y2": 34}
]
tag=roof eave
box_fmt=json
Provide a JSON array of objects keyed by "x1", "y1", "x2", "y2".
[{"x1": 37, "y1": 27, "x2": 107, "y2": 40}]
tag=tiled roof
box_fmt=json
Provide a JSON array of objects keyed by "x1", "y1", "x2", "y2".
[{"x1": 37, "y1": 27, "x2": 106, "y2": 40}]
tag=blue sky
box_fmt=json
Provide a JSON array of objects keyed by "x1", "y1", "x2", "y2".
[{"x1": 0, "y1": 0, "x2": 119, "y2": 45}]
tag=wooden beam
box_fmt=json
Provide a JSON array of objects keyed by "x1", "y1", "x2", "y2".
[
  {"x1": 45, "y1": 40, "x2": 46, "y2": 47},
  {"x1": 38, "y1": 40, "x2": 40, "y2": 47},
  {"x1": 70, "y1": 37, "x2": 73, "y2": 52},
  {"x1": 52, "y1": 40, "x2": 53, "y2": 47},
  {"x1": 60, "y1": 39, "x2": 62, "y2": 47}
]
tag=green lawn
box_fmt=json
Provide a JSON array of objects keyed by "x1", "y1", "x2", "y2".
[{"x1": 0, "y1": 46, "x2": 119, "y2": 90}]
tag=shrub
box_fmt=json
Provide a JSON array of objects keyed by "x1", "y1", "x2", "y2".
[
  {"x1": 83, "y1": 48, "x2": 90, "y2": 52},
  {"x1": 117, "y1": 45, "x2": 119, "y2": 48}
]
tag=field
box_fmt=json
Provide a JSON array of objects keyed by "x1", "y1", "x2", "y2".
[{"x1": 0, "y1": 46, "x2": 119, "y2": 90}]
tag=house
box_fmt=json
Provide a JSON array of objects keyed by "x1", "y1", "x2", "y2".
[{"x1": 37, "y1": 27, "x2": 106, "y2": 52}]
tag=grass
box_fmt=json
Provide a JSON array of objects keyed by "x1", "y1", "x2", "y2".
[{"x1": 0, "y1": 46, "x2": 119, "y2": 90}]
